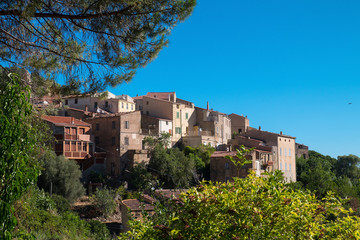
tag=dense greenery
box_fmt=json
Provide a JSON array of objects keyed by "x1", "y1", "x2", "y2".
[
  {"x1": 0, "y1": 73, "x2": 40, "y2": 239},
  {"x1": 120, "y1": 171, "x2": 360, "y2": 239},
  {"x1": 296, "y1": 151, "x2": 360, "y2": 213},
  {"x1": 90, "y1": 187, "x2": 117, "y2": 217},
  {"x1": 0, "y1": 0, "x2": 196, "y2": 92},
  {"x1": 183, "y1": 144, "x2": 215, "y2": 181},
  {"x1": 14, "y1": 187, "x2": 110, "y2": 239},
  {"x1": 37, "y1": 150, "x2": 85, "y2": 203}
]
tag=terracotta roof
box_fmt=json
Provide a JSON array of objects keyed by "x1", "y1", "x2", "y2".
[
  {"x1": 122, "y1": 197, "x2": 155, "y2": 211},
  {"x1": 146, "y1": 92, "x2": 175, "y2": 100},
  {"x1": 211, "y1": 151, "x2": 238, "y2": 158},
  {"x1": 84, "y1": 110, "x2": 139, "y2": 119},
  {"x1": 133, "y1": 95, "x2": 144, "y2": 100},
  {"x1": 41, "y1": 116, "x2": 91, "y2": 126},
  {"x1": 246, "y1": 127, "x2": 296, "y2": 139}
]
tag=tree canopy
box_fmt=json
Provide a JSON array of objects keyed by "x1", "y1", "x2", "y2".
[
  {"x1": 120, "y1": 171, "x2": 360, "y2": 239},
  {"x1": 0, "y1": 0, "x2": 196, "y2": 92}
]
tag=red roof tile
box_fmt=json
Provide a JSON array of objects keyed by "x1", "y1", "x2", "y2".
[{"x1": 41, "y1": 116, "x2": 91, "y2": 126}]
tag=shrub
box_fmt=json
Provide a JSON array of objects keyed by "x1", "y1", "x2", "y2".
[
  {"x1": 91, "y1": 188, "x2": 116, "y2": 217},
  {"x1": 88, "y1": 220, "x2": 111, "y2": 240}
]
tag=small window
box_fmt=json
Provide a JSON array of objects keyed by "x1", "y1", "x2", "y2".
[
  {"x1": 125, "y1": 121, "x2": 129, "y2": 129},
  {"x1": 124, "y1": 137, "x2": 129, "y2": 145},
  {"x1": 285, "y1": 163, "x2": 287, "y2": 171},
  {"x1": 146, "y1": 101, "x2": 149, "y2": 105},
  {"x1": 74, "y1": 98, "x2": 78, "y2": 104},
  {"x1": 280, "y1": 148, "x2": 282, "y2": 156},
  {"x1": 131, "y1": 104, "x2": 134, "y2": 110},
  {"x1": 78, "y1": 142, "x2": 82, "y2": 151},
  {"x1": 105, "y1": 101, "x2": 109, "y2": 108},
  {"x1": 65, "y1": 99, "x2": 68, "y2": 105},
  {"x1": 288, "y1": 148, "x2": 291, "y2": 156},
  {"x1": 126, "y1": 103, "x2": 128, "y2": 109},
  {"x1": 176, "y1": 112, "x2": 180, "y2": 118},
  {"x1": 96, "y1": 123, "x2": 100, "y2": 131},
  {"x1": 71, "y1": 141, "x2": 76, "y2": 151},
  {"x1": 112, "y1": 121, "x2": 116, "y2": 129},
  {"x1": 225, "y1": 162, "x2": 230, "y2": 169},
  {"x1": 112, "y1": 137, "x2": 115, "y2": 145},
  {"x1": 83, "y1": 143, "x2": 87, "y2": 151},
  {"x1": 95, "y1": 136, "x2": 99, "y2": 145},
  {"x1": 122, "y1": 102, "x2": 124, "y2": 108},
  {"x1": 94, "y1": 102, "x2": 98, "y2": 109},
  {"x1": 166, "y1": 121, "x2": 168, "y2": 125},
  {"x1": 146, "y1": 111, "x2": 149, "y2": 116},
  {"x1": 185, "y1": 113, "x2": 189, "y2": 119},
  {"x1": 280, "y1": 162, "x2": 282, "y2": 170},
  {"x1": 65, "y1": 141, "x2": 70, "y2": 151},
  {"x1": 79, "y1": 128, "x2": 85, "y2": 134},
  {"x1": 139, "y1": 106, "x2": 143, "y2": 110},
  {"x1": 175, "y1": 127, "x2": 181, "y2": 134},
  {"x1": 284, "y1": 148, "x2": 287, "y2": 157}
]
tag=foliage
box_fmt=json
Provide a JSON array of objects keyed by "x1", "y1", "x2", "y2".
[
  {"x1": 0, "y1": 73, "x2": 40, "y2": 239},
  {"x1": 0, "y1": 0, "x2": 196, "y2": 93},
  {"x1": 88, "y1": 171, "x2": 107, "y2": 183},
  {"x1": 120, "y1": 171, "x2": 360, "y2": 239},
  {"x1": 129, "y1": 163, "x2": 156, "y2": 191},
  {"x1": 225, "y1": 145, "x2": 253, "y2": 178},
  {"x1": 183, "y1": 144, "x2": 215, "y2": 180},
  {"x1": 143, "y1": 132, "x2": 171, "y2": 155},
  {"x1": 148, "y1": 145, "x2": 195, "y2": 188},
  {"x1": 91, "y1": 187, "x2": 117, "y2": 217},
  {"x1": 13, "y1": 186, "x2": 108, "y2": 240},
  {"x1": 37, "y1": 150, "x2": 85, "y2": 203},
  {"x1": 88, "y1": 220, "x2": 111, "y2": 240},
  {"x1": 335, "y1": 155, "x2": 360, "y2": 180},
  {"x1": 51, "y1": 194, "x2": 71, "y2": 214}
]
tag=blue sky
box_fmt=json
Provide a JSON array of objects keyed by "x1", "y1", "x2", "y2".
[{"x1": 109, "y1": 0, "x2": 360, "y2": 158}]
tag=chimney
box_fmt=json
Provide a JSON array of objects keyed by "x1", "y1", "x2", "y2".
[
  {"x1": 85, "y1": 105, "x2": 88, "y2": 113},
  {"x1": 259, "y1": 126, "x2": 261, "y2": 131},
  {"x1": 245, "y1": 115, "x2": 247, "y2": 118},
  {"x1": 280, "y1": 131, "x2": 283, "y2": 135},
  {"x1": 207, "y1": 101, "x2": 209, "y2": 111},
  {"x1": 71, "y1": 117, "x2": 75, "y2": 124}
]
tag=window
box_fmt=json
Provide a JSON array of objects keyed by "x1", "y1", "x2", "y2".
[
  {"x1": 65, "y1": 99, "x2": 68, "y2": 105},
  {"x1": 71, "y1": 141, "x2": 76, "y2": 151},
  {"x1": 65, "y1": 141, "x2": 70, "y2": 151},
  {"x1": 139, "y1": 106, "x2": 143, "y2": 110},
  {"x1": 83, "y1": 143, "x2": 87, "y2": 151},
  {"x1": 225, "y1": 162, "x2": 230, "y2": 169},
  {"x1": 280, "y1": 148, "x2": 282, "y2": 156},
  {"x1": 74, "y1": 98, "x2": 78, "y2": 104},
  {"x1": 166, "y1": 121, "x2": 169, "y2": 125},
  {"x1": 95, "y1": 136, "x2": 99, "y2": 145},
  {"x1": 285, "y1": 163, "x2": 287, "y2": 171},
  {"x1": 112, "y1": 137, "x2": 115, "y2": 145},
  {"x1": 131, "y1": 104, "x2": 134, "y2": 110},
  {"x1": 124, "y1": 137, "x2": 129, "y2": 145},
  {"x1": 284, "y1": 148, "x2": 287, "y2": 157},
  {"x1": 65, "y1": 127, "x2": 70, "y2": 134},
  {"x1": 79, "y1": 128, "x2": 85, "y2": 134},
  {"x1": 185, "y1": 113, "x2": 189, "y2": 119},
  {"x1": 78, "y1": 142, "x2": 82, "y2": 151},
  {"x1": 146, "y1": 111, "x2": 149, "y2": 116},
  {"x1": 105, "y1": 101, "x2": 109, "y2": 108},
  {"x1": 96, "y1": 123, "x2": 99, "y2": 131},
  {"x1": 112, "y1": 121, "x2": 116, "y2": 129},
  {"x1": 280, "y1": 162, "x2": 282, "y2": 170},
  {"x1": 176, "y1": 112, "x2": 180, "y2": 118},
  {"x1": 289, "y1": 163, "x2": 292, "y2": 173},
  {"x1": 126, "y1": 103, "x2": 128, "y2": 109},
  {"x1": 288, "y1": 148, "x2": 291, "y2": 156},
  {"x1": 146, "y1": 101, "x2": 149, "y2": 105},
  {"x1": 125, "y1": 121, "x2": 129, "y2": 129},
  {"x1": 122, "y1": 102, "x2": 124, "y2": 108},
  {"x1": 94, "y1": 102, "x2": 98, "y2": 109},
  {"x1": 175, "y1": 127, "x2": 181, "y2": 134}
]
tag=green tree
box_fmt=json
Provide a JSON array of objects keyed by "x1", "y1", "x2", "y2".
[
  {"x1": 335, "y1": 155, "x2": 360, "y2": 180},
  {"x1": 225, "y1": 145, "x2": 253, "y2": 178},
  {"x1": 37, "y1": 150, "x2": 85, "y2": 203},
  {"x1": 149, "y1": 145, "x2": 195, "y2": 188},
  {"x1": 0, "y1": 0, "x2": 196, "y2": 92},
  {"x1": 91, "y1": 187, "x2": 116, "y2": 217},
  {"x1": 120, "y1": 171, "x2": 360, "y2": 239},
  {"x1": 0, "y1": 73, "x2": 40, "y2": 239},
  {"x1": 183, "y1": 144, "x2": 215, "y2": 180}
]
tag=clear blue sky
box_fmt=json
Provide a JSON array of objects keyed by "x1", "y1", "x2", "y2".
[{"x1": 109, "y1": 0, "x2": 360, "y2": 158}]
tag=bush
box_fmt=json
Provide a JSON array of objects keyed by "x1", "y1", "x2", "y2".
[
  {"x1": 51, "y1": 194, "x2": 71, "y2": 214},
  {"x1": 88, "y1": 220, "x2": 111, "y2": 240},
  {"x1": 91, "y1": 188, "x2": 116, "y2": 217}
]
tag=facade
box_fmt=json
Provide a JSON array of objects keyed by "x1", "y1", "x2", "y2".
[
  {"x1": 187, "y1": 106, "x2": 231, "y2": 148},
  {"x1": 84, "y1": 111, "x2": 144, "y2": 175},
  {"x1": 295, "y1": 143, "x2": 309, "y2": 159},
  {"x1": 141, "y1": 115, "x2": 173, "y2": 136},
  {"x1": 210, "y1": 148, "x2": 273, "y2": 182},
  {"x1": 240, "y1": 127, "x2": 296, "y2": 182},
  {"x1": 63, "y1": 91, "x2": 136, "y2": 114},
  {"x1": 41, "y1": 116, "x2": 94, "y2": 167},
  {"x1": 228, "y1": 113, "x2": 249, "y2": 135},
  {"x1": 121, "y1": 195, "x2": 155, "y2": 232},
  {"x1": 134, "y1": 92, "x2": 196, "y2": 145}
]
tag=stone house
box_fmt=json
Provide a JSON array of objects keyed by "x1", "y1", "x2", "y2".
[
  {"x1": 228, "y1": 113, "x2": 249, "y2": 135},
  {"x1": 84, "y1": 111, "x2": 147, "y2": 176},
  {"x1": 295, "y1": 143, "x2": 309, "y2": 159}
]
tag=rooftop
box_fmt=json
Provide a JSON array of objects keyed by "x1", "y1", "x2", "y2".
[{"x1": 41, "y1": 116, "x2": 91, "y2": 127}]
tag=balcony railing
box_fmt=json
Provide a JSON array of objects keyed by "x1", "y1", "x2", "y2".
[{"x1": 64, "y1": 133, "x2": 91, "y2": 141}]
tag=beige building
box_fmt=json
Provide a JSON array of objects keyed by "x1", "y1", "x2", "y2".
[
  {"x1": 184, "y1": 106, "x2": 231, "y2": 148},
  {"x1": 210, "y1": 148, "x2": 273, "y2": 182},
  {"x1": 240, "y1": 127, "x2": 296, "y2": 182},
  {"x1": 134, "y1": 92, "x2": 195, "y2": 145},
  {"x1": 84, "y1": 111, "x2": 146, "y2": 175},
  {"x1": 228, "y1": 113, "x2": 249, "y2": 135},
  {"x1": 63, "y1": 91, "x2": 136, "y2": 114}
]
